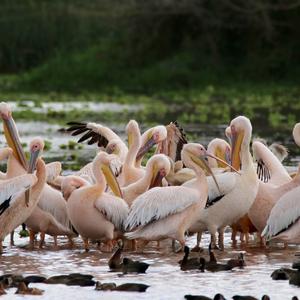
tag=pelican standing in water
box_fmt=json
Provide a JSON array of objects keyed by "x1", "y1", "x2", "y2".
[
  {"x1": 125, "y1": 143, "x2": 228, "y2": 251},
  {"x1": 61, "y1": 152, "x2": 129, "y2": 251},
  {"x1": 187, "y1": 116, "x2": 259, "y2": 249}
]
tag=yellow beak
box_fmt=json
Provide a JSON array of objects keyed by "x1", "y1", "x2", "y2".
[
  {"x1": 101, "y1": 164, "x2": 123, "y2": 198},
  {"x1": 231, "y1": 129, "x2": 244, "y2": 171}
]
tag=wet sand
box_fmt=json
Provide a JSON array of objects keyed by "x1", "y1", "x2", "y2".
[{"x1": 1, "y1": 229, "x2": 299, "y2": 300}]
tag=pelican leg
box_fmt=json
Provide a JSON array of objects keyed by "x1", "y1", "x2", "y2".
[
  {"x1": 156, "y1": 241, "x2": 160, "y2": 250},
  {"x1": 231, "y1": 229, "x2": 237, "y2": 244},
  {"x1": 218, "y1": 227, "x2": 225, "y2": 250},
  {"x1": 245, "y1": 232, "x2": 249, "y2": 244},
  {"x1": 131, "y1": 239, "x2": 137, "y2": 251},
  {"x1": 175, "y1": 239, "x2": 185, "y2": 253},
  {"x1": 101, "y1": 240, "x2": 114, "y2": 253},
  {"x1": 83, "y1": 238, "x2": 89, "y2": 252},
  {"x1": 68, "y1": 237, "x2": 74, "y2": 249},
  {"x1": 191, "y1": 232, "x2": 203, "y2": 252},
  {"x1": 29, "y1": 230, "x2": 35, "y2": 250},
  {"x1": 53, "y1": 235, "x2": 58, "y2": 248},
  {"x1": 240, "y1": 232, "x2": 245, "y2": 243},
  {"x1": 139, "y1": 240, "x2": 149, "y2": 253},
  {"x1": 210, "y1": 229, "x2": 218, "y2": 249},
  {"x1": 39, "y1": 232, "x2": 45, "y2": 249},
  {"x1": 10, "y1": 231, "x2": 15, "y2": 246}
]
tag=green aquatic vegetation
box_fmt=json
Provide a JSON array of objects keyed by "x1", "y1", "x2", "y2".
[{"x1": 44, "y1": 140, "x2": 52, "y2": 151}]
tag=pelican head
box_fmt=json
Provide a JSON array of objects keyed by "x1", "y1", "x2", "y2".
[
  {"x1": 230, "y1": 116, "x2": 252, "y2": 170},
  {"x1": 28, "y1": 137, "x2": 44, "y2": 173},
  {"x1": 106, "y1": 139, "x2": 122, "y2": 155},
  {"x1": 207, "y1": 138, "x2": 231, "y2": 168},
  {"x1": 61, "y1": 175, "x2": 89, "y2": 200},
  {"x1": 126, "y1": 120, "x2": 140, "y2": 148},
  {"x1": 147, "y1": 154, "x2": 171, "y2": 188},
  {"x1": 136, "y1": 125, "x2": 167, "y2": 161},
  {"x1": 293, "y1": 122, "x2": 300, "y2": 147},
  {"x1": 0, "y1": 102, "x2": 28, "y2": 170},
  {"x1": 93, "y1": 152, "x2": 123, "y2": 198}
]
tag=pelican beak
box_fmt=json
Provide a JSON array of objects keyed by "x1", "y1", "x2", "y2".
[
  {"x1": 214, "y1": 147, "x2": 228, "y2": 168},
  {"x1": 101, "y1": 164, "x2": 123, "y2": 198},
  {"x1": 149, "y1": 166, "x2": 166, "y2": 189},
  {"x1": 231, "y1": 128, "x2": 244, "y2": 171},
  {"x1": 206, "y1": 152, "x2": 240, "y2": 174},
  {"x1": 28, "y1": 149, "x2": 40, "y2": 174},
  {"x1": 136, "y1": 132, "x2": 156, "y2": 161},
  {"x1": 24, "y1": 149, "x2": 40, "y2": 206},
  {"x1": 3, "y1": 117, "x2": 28, "y2": 170},
  {"x1": 127, "y1": 131, "x2": 133, "y2": 148},
  {"x1": 191, "y1": 154, "x2": 221, "y2": 193}
]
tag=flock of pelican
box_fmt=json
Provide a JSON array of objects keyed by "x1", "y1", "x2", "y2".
[{"x1": 0, "y1": 101, "x2": 300, "y2": 255}]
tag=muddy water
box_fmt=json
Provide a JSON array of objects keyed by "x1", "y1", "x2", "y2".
[{"x1": 1, "y1": 231, "x2": 299, "y2": 300}]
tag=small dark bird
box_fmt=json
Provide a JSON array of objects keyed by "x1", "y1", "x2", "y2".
[
  {"x1": 45, "y1": 273, "x2": 94, "y2": 286},
  {"x1": 227, "y1": 253, "x2": 246, "y2": 268},
  {"x1": 232, "y1": 296, "x2": 258, "y2": 300},
  {"x1": 180, "y1": 246, "x2": 202, "y2": 271},
  {"x1": 114, "y1": 283, "x2": 150, "y2": 292},
  {"x1": 122, "y1": 257, "x2": 149, "y2": 274},
  {"x1": 108, "y1": 240, "x2": 124, "y2": 272},
  {"x1": 95, "y1": 281, "x2": 117, "y2": 291},
  {"x1": 15, "y1": 282, "x2": 44, "y2": 295},
  {"x1": 24, "y1": 275, "x2": 46, "y2": 284},
  {"x1": 184, "y1": 293, "x2": 226, "y2": 300},
  {"x1": 271, "y1": 268, "x2": 296, "y2": 280}
]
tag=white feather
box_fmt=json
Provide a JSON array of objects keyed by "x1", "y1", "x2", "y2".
[
  {"x1": 0, "y1": 174, "x2": 36, "y2": 205},
  {"x1": 75, "y1": 162, "x2": 95, "y2": 184},
  {"x1": 125, "y1": 186, "x2": 199, "y2": 230},
  {"x1": 262, "y1": 186, "x2": 300, "y2": 240},
  {"x1": 94, "y1": 194, "x2": 129, "y2": 230},
  {"x1": 45, "y1": 162, "x2": 62, "y2": 183}
]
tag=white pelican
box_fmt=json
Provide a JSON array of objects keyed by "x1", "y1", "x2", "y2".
[
  {"x1": 261, "y1": 122, "x2": 300, "y2": 243},
  {"x1": 187, "y1": 116, "x2": 259, "y2": 249},
  {"x1": 122, "y1": 154, "x2": 171, "y2": 206},
  {"x1": 0, "y1": 157, "x2": 45, "y2": 254},
  {"x1": 261, "y1": 172, "x2": 300, "y2": 244},
  {"x1": 61, "y1": 152, "x2": 129, "y2": 251},
  {"x1": 247, "y1": 140, "x2": 292, "y2": 235},
  {"x1": 125, "y1": 143, "x2": 221, "y2": 250}
]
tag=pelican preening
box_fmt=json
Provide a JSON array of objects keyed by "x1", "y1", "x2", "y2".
[{"x1": 0, "y1": 99, "x2": 299, "y2": 256}]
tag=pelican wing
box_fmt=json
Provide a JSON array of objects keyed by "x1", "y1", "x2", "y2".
[
  {"x1": 125, "y1": 186, "x2": 199, "y2": 230},
  {"x1": 66, "y1": 122, "x2": 110, "y2": 147},
  {"x1": 94, "y1": 195, "x2": 129, "y2": 230},
  {"x1": 0, "y1": 174, "x2": 36, "y2": 215},
  {"x1": 262, "y1": 186, "x2": 300, "y2": 240},
  {"x1": 160, "y1": 121, "x2": 188, "y2": 162},
  {"x1": 252, "y1": 141, "x2": 290, "y2": 185},
  {"x1": 75, "y1": 162, "x2": 95, "y2": 183},
  {"x1": 45, "y1": 162, "x2": 62, "y2": 183}
]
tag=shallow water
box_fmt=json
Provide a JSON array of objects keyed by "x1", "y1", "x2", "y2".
[{"x1": 1, "y1": 231, "x2": 299, "y2": 300}]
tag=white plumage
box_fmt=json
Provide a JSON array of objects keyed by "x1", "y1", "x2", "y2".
[
  {"x1": 125, "y1": 186, "x2": 199, "y2": 230},
  {"x1": 0, "y1": 174, "x2": 36, "y2": 207},
  {"x1": 262, "y1": 186, "x2": 300, "y2": 240},
  {"x1": 94, "y1": 194, "x2": 129, "y2": 230}
]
